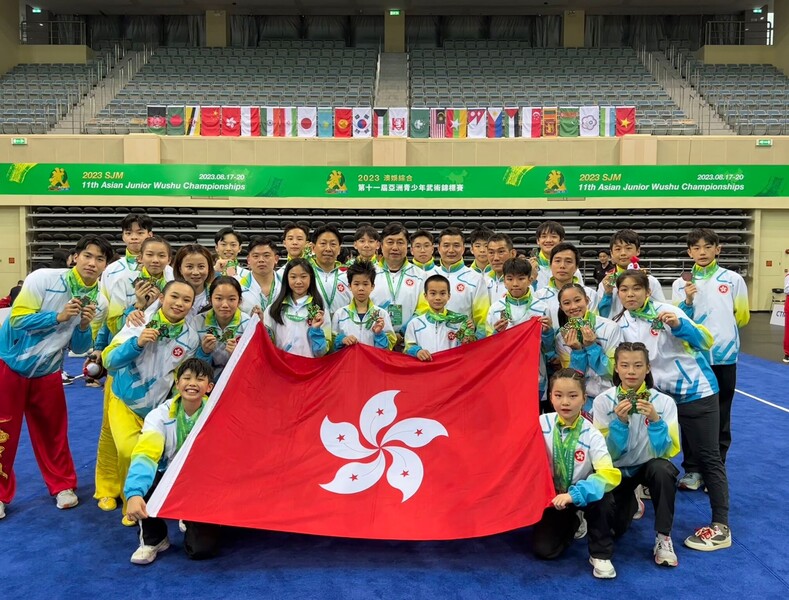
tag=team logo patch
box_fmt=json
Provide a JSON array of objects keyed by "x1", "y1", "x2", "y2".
[
  {"x1": 718, "y1": 284, "x2": 730, "y2": 294},
  {"x1": 650, "y1": 328, "x2": 660, "y2": 337},
  {"x1": 338, "y1": 283, "x2": 346, "y2": 292},
  {"x1": 172, "y1": 347, "x2": 185, "y2": 358},
  {"x1": 448, "y1": 331, "x2": 457, "y2": 341},
  {"x1": 574, "y1": 450, "x2": 585, "y2": 462},
  {"x1": 456, "y1": 283, "x2": 465, "y2": 292},
  {"x1": 405, "y1": 279, "x2": 414, "y2": 287}
]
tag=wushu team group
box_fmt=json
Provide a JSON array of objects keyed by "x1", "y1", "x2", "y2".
[{"x1": 0, "y1": 213, "x2": 749, "y2": 578}]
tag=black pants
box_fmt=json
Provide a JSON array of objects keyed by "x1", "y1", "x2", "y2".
[
  {"x1": 139, "y1": 471, "x2": 221, "y2": 560},
  {"x1": 682, "y1": 364, "x2": 736, "y2": 470},
  {"x1": 677, "y1": 394, "x2": 730, "y2": 526},
  {"x1": 532, "y1": 493, "x2": 614, "y2": 560},
  {"x1": 611, "y1": 459, "x2": 678, "y2": 537}
]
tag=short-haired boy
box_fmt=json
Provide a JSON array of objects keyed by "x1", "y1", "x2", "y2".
[
  {"x1": 410, "y1": 229, "x2": 436, "y2": 273},
  {"x1": 532, "y1": 220, "x2": 584, "y2": 289},
  {"x1": 349, "y1": 225, "x2": 381, "y2": 266},
  {"x1": 468, "y1": 227, "x2": 493, "y2": 274},
  {"x1": 671, "y1": 228, "x2": 749, "y2": 490},
  {"x1": 332, "y1": 261, "x2": 395, "y2": 350},
  {"x1": 0, "y1": 235, "x2": 112, "y2": 519},
  {"x1": 404, "y1": 275, "x2": 476, "y2": 362},
  {"x1": 125, "y1": 358, "x2": 221, "y2": 564},
  {"x1": 214, "y1": 227, "x2": 249, "y2": 280},
  {"x1": 280, "y1": 222, "x2": 312, "y2": 269},
  {"x1": 597, "y1": 229, "x2": 665, "y2": 318}
]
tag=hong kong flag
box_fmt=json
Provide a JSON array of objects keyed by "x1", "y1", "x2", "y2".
[{"x1": 148, "y1": 318, "x2": 553, "y2": 540}]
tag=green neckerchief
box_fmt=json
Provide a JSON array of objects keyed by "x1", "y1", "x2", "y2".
[
  {"x1": 347, "y1": 300, "x2": 380, "y2": 330},
  {"x1": 608, "y1": 265, "x2": 626, "y2": 285},
  {"x1": 500, "y1": 291, "x2": 533, "y2": 321},
  {"x1": 537, "y1": 250, "x2": 550, "y2": 269},
  {"x1": 310, "y1": 259, "x2": 343, "y2": 309},
  {"x1": 425, "y1": 309, "x2": 475, "y2": 343},
  {"x1": 616, "y1": 382, "x2": 652, "y2": 415},
  {"x1": 549, "y1": 276, "x2": 580, "y2": 290},
  {"x1": 65, "y1": 268, "x2": 100, "y2": 306},
  {"x1": 438, "y1": 259, "x2": 465, "y2": 274},
  {"x1": 283, "y1": 295, "x2": 321, "y2": 323},
  {"x1": 137, "y1": 267, "x2": 167, "y2": 291},
  {"x1": 125, "y1": 249, "x2": 139, "y2": 271},
  {"x1": 552, "y1": 414, "x2": 584, "y2": 493},
  {"x1": 561, "y1": 310, "x2": 597, "y2": 334},
  {"x1": 691, "y1": 260, "x2": 718, "y2": 282},
  {"x1": 413, "y1": 258, "x2": 435, "y2": 271},
  {"x1": 628, "y1": 298, "x2": 665, "y2": 331},
  {"x1": 205, "y1": 308, "x2": 242, "y2": 343},
  {"x1": 175, "y1": 395, "x2": 208, "y2": 452},
  {"x1": 145, "y1": 309, "x2": 185, "y2": 340}
]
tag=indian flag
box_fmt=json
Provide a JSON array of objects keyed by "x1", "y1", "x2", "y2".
[
  {"x1": 600, "y1": 106, "x2": 617, "y2": 137},
  {"x1": 261, "y1": 107, "x2": 297, "y2": 137}
]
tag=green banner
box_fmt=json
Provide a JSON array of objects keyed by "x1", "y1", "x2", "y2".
[{"x1": 3, "y1": 163, "x2": 787, "y2": 198}]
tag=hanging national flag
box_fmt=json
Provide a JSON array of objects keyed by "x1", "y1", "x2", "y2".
[
  {"x1": 600, "y1": 107, "x2": 617, "y2": 137},
  {"x1": 522, "y1": 107, "x2": 542, "y2": 138},
  {"x1": 558, "y1": 107, "x2": 580, "y2": 137},
  {"x1": 616, "y1": 106, "x2": 637, "y2": 136},
  {"x1": 353, "y1": 107, "x2": 372, "y2": 138},
  {"x1": 503, "y1": 108, "x2": 520, "y2": 137},
  {"x1": 147, "y1": 318, "x2": 553, "y2": 540},
  {"x1": 317, "y1": 107, "x2": 334, "y2": 138},
  {"x1": 240, "y1": 106, "x2": 260, "y2": 137},
  {"x1": 184, "y1": 106, "x2": 200, "y2": 136},
  {"x1": 200, "y1": 106, "x2": 221, "y2": 136},
  {"x1": 445, "y1": 108, "x2": 467, "y2": 138},
  {"x1": 373, "y1": 108, "x2": 389, "y2": 137},
  {"x1": 410, "y1": 108, "x2": 429, "y2": 138},
  {"x1": 579, "y1": 106, "x2": 600, "y2": 137},
  {"x1": 166, "y1": 105, "x2": 185, "y2": 135},
  {"x1": 334, "y1": 107, "x2": 353, "y2": 138},
  {"x1": 542, "y1": 107, "x2": 558, "y2": 138},
  {"x1": 297, "y1": 107, "x2": 317, "y2": 138},
  {"x1": 466, "y1": 108, "x2": 487, "y2": 138},
  {"x1": 487, "y1": 108, "x2": 503, "y2": 138},
  {"x1": 146, "y1": 105, "x2": 166, "y2": 135},
  {"x1": 221, "y1": 106, "x2": 241, "y2": 137},
  {"x1": 387, "y1": 107, "x2": 408, "y2": 138},
  {"x1": 430, "y1": 108, "x2": 447, "y2": 138},
  {"x1": 487, "y1": 108, "x2": 518, "y2": 138}
]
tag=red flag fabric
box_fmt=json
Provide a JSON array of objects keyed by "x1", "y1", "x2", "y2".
[
  {"x1": 200, "y1": 106, "x2": 221, "y2": 136},
  {"x1": 334, "y1": 108, "x2": 352, "y2": 138},
  {"x1": 148, "y1": 318, "x2": 553, "y2": 541},
  {"x1": 221, "y1": 106, "x2": 241, "y2": 136},
  {"x1": 616, "y1": 106, "x2": 636, "y2": 136}
]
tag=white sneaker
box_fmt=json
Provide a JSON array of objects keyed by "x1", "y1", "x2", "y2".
[
  {"x1": 55, "y1": 489, "x2": 78, "y2": 509},
  {"x1": 574, "y1": 512, "x2": 587, "y2": 540},
  {"x1": 589, "y1": 557, "x2": 617, "y2": 579},
  {"x1": 130, "y1": 537, "x2": 170, "y2": 565},
  {"x1": 678, "y1": 472, "x2": 704, "y2": 491},
  {"x1": 0, "y1": 501, "x2": 5, "y2": 519},
  {"x1": 178, "y1": 519, "x2": 187, "y2": 533},
  {"x1": 637, "y1": 484, "x2": 651, "y2": 499},
  {"x1": 654, "y1": 533, "x2": 678, "y2": 566},
  {"x1": 633, "y1": 493, "x2": 645, "y2": 520}
]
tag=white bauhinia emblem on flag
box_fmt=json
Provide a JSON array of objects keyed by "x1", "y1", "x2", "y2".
[
  {"x1": 320, "y1": 390, "x2": 448, "y2": 502},
  {"x1": 225, "y1": 117, "x2": 237, "y2": 129}
]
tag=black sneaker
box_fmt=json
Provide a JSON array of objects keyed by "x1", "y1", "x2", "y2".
[
  {"x1": 62, "y1": 373, "x2": 74, "y2": 386},
  {"x1": 684, "y1": 523, "x2": 732, "y2": 551}
]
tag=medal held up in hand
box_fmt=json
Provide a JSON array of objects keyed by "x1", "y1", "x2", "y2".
[
  {"x1": 617, "y1": 387, "x2": 652, "y2": 415},
  {"x1": 561, "y1": 316, "x2": 588, "y2": 334},
  {"x1": 306, "y1": 302, "x2": 321, "y2": 326}
]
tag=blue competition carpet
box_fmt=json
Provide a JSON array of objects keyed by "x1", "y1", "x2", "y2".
[{"x1": 5, "y1": 355, "x2": 789, "y2": 598}]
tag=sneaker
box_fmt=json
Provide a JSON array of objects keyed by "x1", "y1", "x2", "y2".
[
  {"x1": 97, "y1": 497, "x2": 117, "y2": 511},
  {"x1": 130, "y1": 537, "x2": 170, "y2": 565},
  {"x1": 684, "y1": 523, "x2": 732, "y2": 551},
  {"x1": 55, "y1": 489, "x2": 78, "y2": 509},
  {"x1": 68, "y1": 350, "x2": 89, "y2": 358},
  {"x1": 589, "y1": 557, "x2": 617, "y2": 579},
  {"x1": 678, "y1": 472, "x2": 704, "y2": 491},
  {"x1": 633, "y1": 493, "x2": 645, "y2": 520},
  {"x1": 638, "y1": 485, "x2": 651, "y2": 499},
  {"x1": 574, "y1": 512, "x2": 587, "y2": 540},
  {"x1": 62, "y1": 372, "x2": 74, "y2": 386},
  {"x1": 654, "y1": 533, "x2": 678, "y2": 566},
  {"x1": 178, "y1": 519, "x2": 187, "y2": 533},
  {"x1": 0, "y1": 501, "x2": 5, "y2": 520},
  {"x1": 783, "y1": 355, "x2": 789, "y2": 364}
]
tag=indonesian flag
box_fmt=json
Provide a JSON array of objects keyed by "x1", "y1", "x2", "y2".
[
  {"x1": 466, "y1": 108, "x2": 487, "y2": 138},
  {"x1": 298, "y1": 107, "x2": 317, "y2": 138},
  {"x1": 522, "y1": 107, "x2": 542, "y2": 138},
  {"x1": 334, "y1": 107, "x2": 353, "y2": 138},
  {"x1": 388, "y1": 107, "x2": 408, "y2": 138},
  {"x1": 240, "y1": 106, "x2": 260, "y2": 137},
  {"x1": 221, "y1": 106, "x2": 241, "y2": 136},
  {"x1": 200, "y1": 106, "x2": 221, "y2": 136},
  {"x1": 148, "y1": 318, "x2": 553, "y2": 540}
]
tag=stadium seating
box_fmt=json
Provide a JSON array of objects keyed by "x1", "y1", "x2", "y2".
[
  {"x1": 692, "y1": 62, "x2": 789, "y2": 135},
  {"x1": 90, "y1": 42, "x2": 378, "y2": 134},
  {"x1": 409, "y1": 43, "x2": 696, "y2": 135},
  {"x1": 28, "y1": 206, "x2": 751, "y2": 283},
  {"x1": 0, "y1": 63, "x2": 101, "y2": 134}
]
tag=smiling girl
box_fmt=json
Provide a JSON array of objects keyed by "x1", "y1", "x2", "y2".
[{"x1": 173, "y1": 244, "x2": 215, "y2": 317}]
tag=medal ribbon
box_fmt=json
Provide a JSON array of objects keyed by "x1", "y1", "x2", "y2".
[
  {"x1": 205, "y1": 309, "x2": 242, "y2": 343},
  {"x1": 284, "y1": 296, "x2": 320, "y2": 323},
  {"x1": 384, "y1": 265, "x2": 407, "y2": 304},
  {"x1": 348, "y1": 300, "x2": 380, "y2": 330},
  {"x1": 552, "y1": 416, "x2": 584, "y2": 493},
  {"x1": 629, "y1": 299, "x2": 665, "y2": 331},
  {"x1": 312, "y1": 262, "x2": 340, "y2": 309},
  {"x1": 616, "y1": 383, "x2": 652, "y2": 415},
  {"x1": 145, "y1": 309, "x2": 185, "y2": 340},
  {"x1": 175, "y1": 395, "x2": 207, "y2": 452},
  {"x1": 139, "y1": 267, "x2": 167, "y2": 291},
  {"x1": 65, "y1": 268, "x2": 99, "y2": 306}
]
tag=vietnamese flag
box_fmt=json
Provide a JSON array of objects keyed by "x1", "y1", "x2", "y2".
[
  {"x1": 616, "y1": 106, "x2": 636, "y2": 136},
  {"x1": 334, "y1": 107, "x2": 352, "y2": 138},
  {"x1": 200, "y1": 106, "x2": 221, "y2": 136},
  {"x1": 148, "y1": 318, "x2": 553, "y2": 540}
]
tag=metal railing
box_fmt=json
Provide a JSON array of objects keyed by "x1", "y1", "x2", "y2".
[
  {"x1": 704, "y1": 20, "x2": 773, "y2": 46},
  {"x1": 20, "y1": 20, "x2": 87, "y2": 46}
]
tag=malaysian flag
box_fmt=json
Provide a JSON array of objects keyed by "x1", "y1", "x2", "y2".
[{"x1": 430, "y1": 108, "x2": 446, "y2": 138}]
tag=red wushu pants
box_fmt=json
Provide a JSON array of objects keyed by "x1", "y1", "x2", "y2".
[{"x1": 0, "y1": 360, "x2": 77, "y2": 503}]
